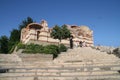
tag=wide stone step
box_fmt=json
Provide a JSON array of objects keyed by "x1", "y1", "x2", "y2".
[
  {"x1": 0, "y1": 71, "x2": 119, "y2": 77},
  {"x1": 62, "y1": 63, "x2": 120, "y2": 68},
  {"x1": 6, "y1": 70, "x2": 119, "y2": 76},
  {"x1": 0, "y1": 72, "x2": 35, "y2": 77},
  {"x1": 54, "y1": 59, "x2": 120, "y2": 64},
  {"x1": 0, "y1": 77, "x2": 34, "y2": 80},
  {"x1": 0, "y1": 62, "x2": 55, "y2": 68},
  {"x1": 55, "y1": 61, "x2": 120, "y2": 67},
  {"x1": 0, "y1": 54, "x2": 21, "y2": 62},
  {"x1": 0, "y1": 76, "x2": 120, "y2": 80},
  {"x1": 0, "y1": 65, "x2": 63, "y2": 69},
  {"x1": 62, "y1": 60, "x2": 120, "y2": 64},
  {"x1": 19, "y1": 54, "x2": 53, "y2": 59},
  {"x1": 1, "y1": 64, "x2": 120, "y2": 73},
  {"x1": 0, "y1": 73, "x2": 120, "y2": 80},
  {"x1": 1, "y1": 62, "x2": 120, "y2": 69},
  {"x1": 56, "y1": 55, "x2": 119, "y2": 59},
  {"x1": 21, "y1": 58, "x2": 52, "y2": 62}
]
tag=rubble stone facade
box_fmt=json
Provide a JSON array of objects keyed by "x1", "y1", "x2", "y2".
[{"x1": 21, "y1": 20, "x2": 94, "y2": 47}]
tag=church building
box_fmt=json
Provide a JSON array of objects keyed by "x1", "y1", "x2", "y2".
[{"x1": 21, "y1": 20, "x2": 94, "y2": 47}]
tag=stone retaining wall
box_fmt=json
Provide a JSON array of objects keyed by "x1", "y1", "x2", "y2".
[{"x1": 18, "y1": 54, "x2": 53, "y2": 62}]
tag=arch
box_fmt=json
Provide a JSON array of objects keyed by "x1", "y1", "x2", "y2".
[
  {"x1": 37, "y1": 31, "x2": 40, "y2": 40},
  {"x1": 26, "y1": 23, "x2": 43, "y2": 29}
]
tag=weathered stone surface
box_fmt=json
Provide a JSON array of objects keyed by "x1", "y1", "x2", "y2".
[
  {"x1": 0, "y1": 47, "x2": 120, "y2": 80},
  {"x1": 21, "y1": 20, "x2": 94, "y2": 47}
]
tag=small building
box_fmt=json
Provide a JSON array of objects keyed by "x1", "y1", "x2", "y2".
[{"x1": 21, "y1": 20, "x2": 94, "y2": 47}]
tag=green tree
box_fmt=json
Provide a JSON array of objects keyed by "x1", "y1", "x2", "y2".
[
  {"x1": 19, "y1": 17, "x2": 34, "y2": 41},
  {"x1": 51, "y1": 25, "x2": 71, "y2": 42},
  {"x1": 0, "y1": 35, "x2": 9, "y2": 53},
  {"x1": 8, "y1": 29, "x2": 20, "y2": 52},
  {"x1": 9, "y1": 29, "x2": 20, "y2": 42},
  {"x1": 19, "y1": 17, "x2": 34, "y2": 31},
  {"x1": 51, "y1": 25, "x2": 63, "y2": 42},
  {"x1": 61, "y1": 25, "x2": 71, "y2": 39},
  {"x1": 8, "y1": 17, "x2": 34, "y2": 53}
]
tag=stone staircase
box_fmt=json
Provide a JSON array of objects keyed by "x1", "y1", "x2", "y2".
[
  {"x1": 0, "y1": 47, "x2": 120, "y2": 80},
  {"x1": 54, "y1": 47, "x2": 119, "y2": 63}
]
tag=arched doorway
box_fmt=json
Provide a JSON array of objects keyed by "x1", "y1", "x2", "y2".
[
  {"x1": 37, "y1": 31, "x2": 40, "y2": 40},
  {"x1": 26, "y1": 23, "x2": 43, "y2": 41}
]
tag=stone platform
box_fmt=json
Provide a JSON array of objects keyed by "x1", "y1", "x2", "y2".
[{"x1": 0, "y1": 47, "x2": 120, "y2": 80}]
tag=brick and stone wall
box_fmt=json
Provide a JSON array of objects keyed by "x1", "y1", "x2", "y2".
[{"x1": 21, "y1": 20, "x2": 94, "y2": 47}]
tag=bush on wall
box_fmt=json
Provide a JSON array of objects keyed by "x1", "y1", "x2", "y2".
[
  {"x1": 43, "y1": 45, "x2": 60, "y2": 58},
  {"x1": 59, "y1": 44, "x2": 67, "y2": 52},
  {"x1": 22, "y1": 43, "x2": 44, "y2": 53},
  {"x1": 112, "y1": 47, "x2": 120, "y2": 58},
  {"x1": 17, "y1": 43, "x2": 67, "y2": 58},
  {"x1": 16, "y1": 42, "x2": 26, "y2": 51}
]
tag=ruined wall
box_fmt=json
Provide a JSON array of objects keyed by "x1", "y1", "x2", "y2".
[{"x1": 21, "y1": 20, "x2": 94, "y2": 47}]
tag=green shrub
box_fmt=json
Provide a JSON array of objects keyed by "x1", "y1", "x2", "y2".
[
  {"x1": 16, "y1": 42, "x2": 26, "y2": 51},
  {"x1": 118, "y1": 70, "x2": 120, "y2": 73},
  {"x1": 113, "y1": 47, "x2": 120, "y2": 58},
  {"x1": 22, "y1": 50, "x2": 36, "y2": 53},
  {"x1": 34, "y1": 45, "x2": 44, "y2": 53},
  {"x1": 23, "y1": 43, "x2": 44, "y2": 53},
  {"x1": 59, "y1": 44, "x2": 67, "y2": 52},
  {"x1": 43, "y1": 45, "x2": 59, "y2": 58},
  {"x1": 25, "y1": 43, "x2": 35, "y2": 50},
  {"x1": 19, "y1": 43, "x2": 67, "y2": 58},
  {"x1": 43, "y1": 45, "x2": 59, "y2": 54}
]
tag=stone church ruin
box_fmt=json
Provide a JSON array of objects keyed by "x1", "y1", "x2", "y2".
[{"x1": 21, "y1": 20, "x2": 94, "y2": 46}]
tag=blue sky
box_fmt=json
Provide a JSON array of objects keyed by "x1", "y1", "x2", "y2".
[{"x1": 0, "y1": 0, "x2": 120, "y2": 47}]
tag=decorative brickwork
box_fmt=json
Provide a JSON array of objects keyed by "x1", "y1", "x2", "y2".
[{"x1": 21, "y1": 20, "x2": 94, "y2": 46}]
